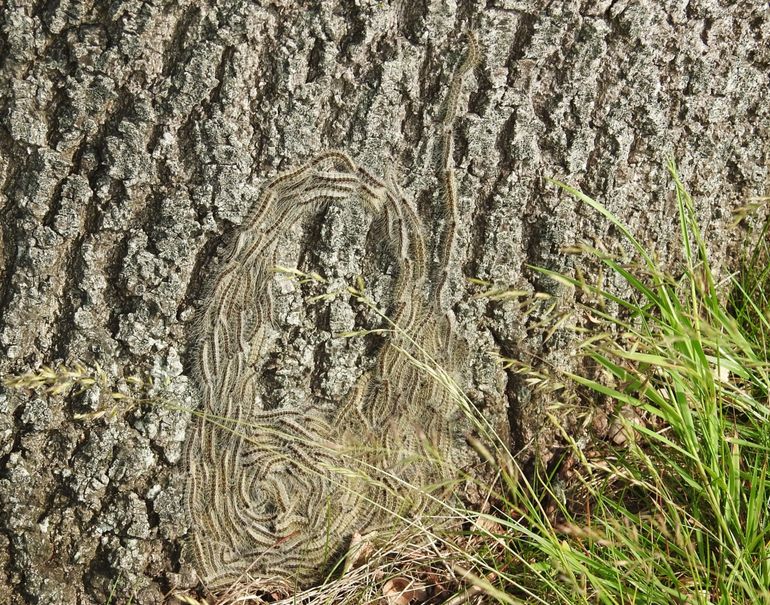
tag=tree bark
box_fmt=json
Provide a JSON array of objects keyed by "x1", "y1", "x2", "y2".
[{"x1": 0, "y1": 0, "x2": 767, "y2": 603}]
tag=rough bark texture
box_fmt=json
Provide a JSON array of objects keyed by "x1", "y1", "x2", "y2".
[{"x1": 0, "y1": 0, "x2": 768, "y2": 603}]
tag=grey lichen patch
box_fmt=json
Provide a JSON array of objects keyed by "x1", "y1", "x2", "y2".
[
  {"x1": 0, "y1": 356, "x2": 190, "y2": 604},
  {"x1": 0, "y1": 394, "x2": 13, "y2": 459}
]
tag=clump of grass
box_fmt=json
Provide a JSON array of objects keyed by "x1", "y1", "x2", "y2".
[{"x1": 448, "y1": 162, "x2": 770, "y2": 604}]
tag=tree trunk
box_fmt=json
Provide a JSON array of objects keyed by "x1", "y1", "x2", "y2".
[{"x1": 0, "y1": 1, "x2": 767, "y2": 603}]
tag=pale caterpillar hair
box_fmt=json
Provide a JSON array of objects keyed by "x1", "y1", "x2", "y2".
[{"x1": 183, "y1": 32, "x2": 480, "y2": 590}]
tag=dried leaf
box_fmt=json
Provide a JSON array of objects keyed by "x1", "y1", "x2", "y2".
[
  {"x1": 382, "y1": 577, "x2": 427, "y2": 605},
  {"x1": 343, "y1": 531, "x2": 376, "y2": 573}
]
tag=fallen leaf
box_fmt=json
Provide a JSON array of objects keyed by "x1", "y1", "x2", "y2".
[
  {"x1": 343, "y1": 531, "x2": 376, "y2": 573},
  {"x1": 382, "y1": 577, "x2": 428, "y2": 605}
]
